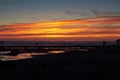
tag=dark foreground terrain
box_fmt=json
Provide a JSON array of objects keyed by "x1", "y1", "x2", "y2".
[{"x1": 0, "y1": 46, "x2": 120, "y2": 80}]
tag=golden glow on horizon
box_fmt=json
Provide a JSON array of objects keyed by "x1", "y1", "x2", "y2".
[{"x1": 0, "y1": 17, "x2": 120, "y2": 41}]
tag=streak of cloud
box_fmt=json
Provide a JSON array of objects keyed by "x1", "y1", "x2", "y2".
[
  {"x1": 91, "y1": 10, "x2": 120, "y2": 17},
  {"x1": 0, "y1": 16, "x2": 120, "y2": 41},
  {"x1": 64, "y1": 10, "x2": 90, "y2": 17}
]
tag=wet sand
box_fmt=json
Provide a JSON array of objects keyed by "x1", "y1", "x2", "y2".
[{"x1": 0, "y1": 46, "x2": 120, "y2": 80}]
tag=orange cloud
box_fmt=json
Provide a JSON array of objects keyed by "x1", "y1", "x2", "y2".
[{"x1": 0, "y1": 16, "x2": 120, "y2": 41}]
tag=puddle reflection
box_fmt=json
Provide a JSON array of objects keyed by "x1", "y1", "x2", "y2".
[
  {"x1": 0, "y1": 48, "x2": 88, "y2": 61},
  {"x1": 48, "y1": 50, "x2": 65, "y2": 54},
  {"x1": 0, "y1": 52, "x2": 46, "y2": 61}
]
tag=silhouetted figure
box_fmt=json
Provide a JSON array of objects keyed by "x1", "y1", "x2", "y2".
[
  {"x1": 63, "y1": 43, "x2": 66, "y2": 47},
  {"x1": 0, "y1": 41, "x2": 1, "y2": 46},
  {"x1": 35, "y1": 42, "x2": 38, "y2": 46},
  {"x1": 102, "y1": 41, "x2": 106, "y2": 46},
  {"x1": 116, "y1": 39, "x2": 120, "y2": 46},
  {"x1": 0, "y1": 41, "x2": 4, "y2": 46}
]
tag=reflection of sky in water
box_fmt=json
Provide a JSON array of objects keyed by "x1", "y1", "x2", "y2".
[
  {"x1": 0, "y1": 51, "x2": 65, "y2": 61},
  {"x1": 0, "y1": 48, "x2": 89, "y2": 61},
  {"x1": 48, "y1": 51, "x2": 65, "y2": 54},
  {"x1": 0, "y1": 52, "x2": 47, "y2": 61},
  {"x1": 0, "y1": 51, "x2": 11, "y2": 55}
]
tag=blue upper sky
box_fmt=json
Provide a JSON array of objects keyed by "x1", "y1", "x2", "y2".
[{"x1": 0, "y1": 0, "x2": 120, "y2": 25}]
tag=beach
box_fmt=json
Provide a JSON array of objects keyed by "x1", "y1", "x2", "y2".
[{"x1": 0, "y1": 46, "x2": 120, "y2": 80}]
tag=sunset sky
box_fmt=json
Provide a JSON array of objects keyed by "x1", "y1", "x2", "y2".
[{"x1": 0, "y1": 0, "x2": 120, "y2": 41}]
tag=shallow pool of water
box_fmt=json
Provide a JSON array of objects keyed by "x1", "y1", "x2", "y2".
[
  {"x1": 0, "y1": 50, "x2": 66, "y2": 61},
  {"x1": 0, "y1": 52, "x2": 46, "y2": 61},
  {"x1": 0, "y1": 48, "x2": 88, "y2": 61}
]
